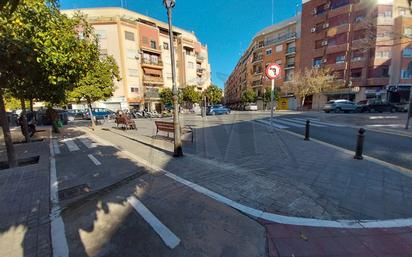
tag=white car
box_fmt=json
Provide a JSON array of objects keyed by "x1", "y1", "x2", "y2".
[{"x1": 245, "y1": 103, "x2": 258, "y2": 111}]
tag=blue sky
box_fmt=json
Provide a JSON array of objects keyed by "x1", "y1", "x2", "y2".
[{"x1": 60, "y1": 0, "x2": 301, "y2": 88}]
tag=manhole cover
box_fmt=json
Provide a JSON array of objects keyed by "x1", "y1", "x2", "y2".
[{"x1": 58, "y1": 184, "x2": 91, "y2": 201}]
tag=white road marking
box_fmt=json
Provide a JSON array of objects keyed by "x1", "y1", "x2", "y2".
[
  {"x1": 271, "y1": 118, "x2": 305, "y2": 128},
  {"x1": 127, "y1": 196, "x2": 181, "y2": 249},
  {"x1": 293, "y1": 118, "x2": 346, "y2": 127},
  {"x1": 53, "y1": 139, "x2": 61, "y2": 155},
  {"x1": 49, "y1": 133, "x2": 69, "y2": 257},
  {"x1": 61, "y1": 138, "x2": 80, "y2": 152},
  {"x1": 83, "y1": 127, "x2": 412, "y2": 229},
  {"x1": 280, "y1": 118, "x2": 325, "y2": 127},
  {"x1": 256, "y1": 119, "x2": 289, "y2": 129},
  {"x1": 79, "y1": 137, "x2": 96, "y2": 149},
  {"x1": 87, "y1": 154, "x2": 102, "y2": 166}
]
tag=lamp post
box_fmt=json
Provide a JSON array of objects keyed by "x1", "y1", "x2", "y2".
[{"x1": 163, "y1": 0, "x2": 183, "y2": 157}]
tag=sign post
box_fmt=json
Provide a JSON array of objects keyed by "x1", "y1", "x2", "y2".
[{"x1": 265, "y1": 63, "x2": 281, "y2": 131}]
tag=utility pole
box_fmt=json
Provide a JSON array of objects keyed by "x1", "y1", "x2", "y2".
[{"x1": 164, "y1": 0, "x2": 183, "y2": 157}]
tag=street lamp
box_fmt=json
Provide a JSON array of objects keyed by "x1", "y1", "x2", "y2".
[{"x1": 163, "y1": 0, "x2": 183, "y2": 157}]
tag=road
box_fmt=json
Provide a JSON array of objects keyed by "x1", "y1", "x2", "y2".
[{"x1": 216, "y1": 111, "x2": 412, "y2": 171}]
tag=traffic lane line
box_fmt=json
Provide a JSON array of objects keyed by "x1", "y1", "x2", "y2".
[
  {"x1": 87, "y1": 154, "x2": 102, "y2": 166},
  {"x1": 127, "y1": 195, "x2": 181, "y2": 249}
]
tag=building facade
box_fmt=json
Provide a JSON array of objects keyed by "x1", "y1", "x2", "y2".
[
  {"x1": 300, "y1": 0, "x2": 411, "y2": 108},
  {"x1": 63, "y1": 7, "x2": 211, "y2": 112},
  {"x1": 225, "y1": 16, "x2": 301, "y2": 110}
]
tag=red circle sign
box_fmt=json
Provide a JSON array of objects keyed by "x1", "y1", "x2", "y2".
[{"x1": 265, "y1": 63, "x2": 281, "y2": 80}]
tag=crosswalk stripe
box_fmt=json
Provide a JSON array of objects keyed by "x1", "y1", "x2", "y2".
[
  {"x1": 271, "y1": 118, "x2": 305, "y2": 128},
  {"x1": 79, "y1": 137, "x2": 96, "y2": 149},
  {"x1": 53, "y1": 139, "x2": 61, "y2": 155},
  {"x1": 280, "y1": 118, "x2": 325, "y2": 127},
  {"x1": 61, "y1": 138, "x2": 80, "y2": 152},
  {"x1": 256, "y1": 119, "x2": 289, "y2": 129},
  {"x1": 291, "y1": 118, "x2": 346, "y2": 127}
]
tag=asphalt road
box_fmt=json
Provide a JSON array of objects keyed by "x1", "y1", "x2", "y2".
[{"x1": 259, "y1": 114, "x2": 412, "y2": 170}]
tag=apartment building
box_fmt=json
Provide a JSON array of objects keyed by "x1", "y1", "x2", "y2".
[
  {"x1": 300, "y1": 0, "x2": 412, "y2": 109},
  {"x1": 63, "y1": 7, "x2": 211, "y2": 112},
  {"x1": 225, "y1": 16, "x2": 301, "y2": 110}
]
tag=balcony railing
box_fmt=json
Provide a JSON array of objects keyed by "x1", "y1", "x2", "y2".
[
  {"x1": 286, "y1": 47, "x2": 296, "y2": 54},
  {"x1": 252, "y1": 56, "x2": 263, "y2": 62},
  {"x1": 196, "y1": 53, "x2": 206, "y2": 60},
  {"x1": 142, "y1": 59, "x2": 163, "y2": 66},
  {"x1": 143, "y1": 75, "x2": 164, "y2": 83},
  {"x1": 265, "y1": 32, "x2": 297, "y2": 46}
]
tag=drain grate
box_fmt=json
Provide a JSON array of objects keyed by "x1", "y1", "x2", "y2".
[{"x1": 58, "y1": 184, "x2": 91, "y2": 201}]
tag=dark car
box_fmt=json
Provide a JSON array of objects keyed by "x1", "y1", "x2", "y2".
[
  {"x1": 357, "y1": 99, "x2": 397, "y2": 113},
  {"x1": 207, "y1": 105, "x2": 231, "y2": 115}
]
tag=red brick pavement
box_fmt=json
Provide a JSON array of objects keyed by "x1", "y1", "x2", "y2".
[{"x1": 262, "y1": 221, "x2": 412, "y2": 257}]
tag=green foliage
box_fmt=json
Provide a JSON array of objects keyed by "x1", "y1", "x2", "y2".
[
  {"x1": 204, "y1": 84, "x2": 223, "y2": 104},
  {"x1": 241, "y1": 90, "x2": 257, "y2": 104},
  {"x1": 181, "y1": 85, "x2": 201, "y2": 104},
  {"x1": 0, "y1": 0, "x2": 100, "y2": 104},
  {"x1": 159, "y1": 88, "x2": 174, "y2": 106},
  {"x1": 263, "y1": 88, "x2": 279, "y2": 103},
  {"x1": 68, "y1": 56, "x2": 120, "y2": 105}
]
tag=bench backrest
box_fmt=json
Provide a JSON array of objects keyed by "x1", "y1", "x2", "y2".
[{"x1": 155, "y1": 121, "x2": 174, "y2": 131}]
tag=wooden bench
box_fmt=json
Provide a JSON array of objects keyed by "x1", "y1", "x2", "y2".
[
  {"x1": 155, "y1": 121, "x2": 193, "y2": 142},
  {"x1": 115, "y1": 116, "x2": 136, "y2": 130}
]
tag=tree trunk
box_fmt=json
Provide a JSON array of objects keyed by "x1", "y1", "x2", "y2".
[
  {"x1": 87, "y1": 99, "x2": 96, "y2": 129},
  {"x1": 20, "y1": 99, "x2": 31, "y2": 143},
  {"x1": 29, "y1": 99, "x2": 34, "y2": 112},
  {"x1": 0, "y1": 88, "x2": 17, "y2": 168},
  {"x1": 301, "y1": 96, "x2": 306, "y2": 110},
  {"x1": 317, "y1": 94, "x2": 321, "y2": 112}
]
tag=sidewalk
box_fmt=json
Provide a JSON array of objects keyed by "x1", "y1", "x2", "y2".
[
  {"x1": 85, "y1": 119, "x2": 412, "y2": 256},
  {"x1": 0, "y1": 128, "x2": 51, "y2": 257}
]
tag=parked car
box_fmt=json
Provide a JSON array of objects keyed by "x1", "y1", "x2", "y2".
[
  {"x1": 323, "y1": 99, "x2": 360, "y2": 113},
  {"x1": 244, "y1": 103, "x2": 258, "y2": 111},
  {"x1": 36, "y1": 109, "x2": 69, "y2": 125},
  {"x1": 67, "y1": 109, "x2": 87, "y2": 121},
  {"x1": 84, "y1": 108, "x2": 115, "y2": 120},
  {"x1": 357, "y1": 99, "x2": 398, "y2": 113},
  {"x1": 392, "y1": 103, "x2": 410, "y2": 113},
  {"x1": 207, "y1": 105, "x2": 231, "y2": 115}
]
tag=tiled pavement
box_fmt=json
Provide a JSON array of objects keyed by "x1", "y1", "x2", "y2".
[{"x1": 0, "y1": 129, "x2": 51, "y2": 257}]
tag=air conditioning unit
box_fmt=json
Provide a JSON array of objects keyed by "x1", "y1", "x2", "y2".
[
  {"x1": 321, "y1": 40, "x2": 328, "y2": 46},
  {"x1": 311, "y1": 27, "x2": 317, "y2": 33},
  {"x1": 324, "y1": 2, "x2": 330, "y2": 9},
  {"x1": 323, "y1": 23, "x2": 329, "y2": 29},
  {"x1": 135, "y1": 55, "x2": 140, "y2": 60},
  {"x1": 322, "y1": 59, "x2": 328, "y2": 63},
  {"x1": 312, "y1": 8, "x2": 317, "y2": 15}
]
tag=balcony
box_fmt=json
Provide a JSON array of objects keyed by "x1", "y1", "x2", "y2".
[
  {"x1": 141, "y1": 45, "x2": 162, "y2": 54},
  {"x1": 197, "y1": 67, "x2": 205, "y2": 74},
  {"x1": 252, "y1": 56, "x2": 263, "y2": 63},
  {"x1": 285, "y1": 63, "x2": 295, "y2": 70},
  {"x1": 196, "y1": 53, "x2": 206, "y2": 61},
  {"x1": 377, "y1": 17, "x2": 393, "y2": 26},
  {"x1": 141, "y1": 59, "x2": 163, "y2": 68},
  {"x1": 286, "y1": 47, "x2": 296, "y2": 55},
  {"x1": 367, "y1": 77, "x2": 389, "y2": 86},
  {"x1": 265, "y1": 32, "x2": 297, "y2": 46},
  {"x1": 143, "y1": 75, "x2": 164, "y2": 84}
]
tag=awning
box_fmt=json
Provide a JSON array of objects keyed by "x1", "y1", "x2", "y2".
[{"x1": 143, "y1": 68, "x2": 162, "y2": 76}]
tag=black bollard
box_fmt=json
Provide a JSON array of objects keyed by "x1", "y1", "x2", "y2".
[
  {"x1": 354, "y1": 128, "x2": 365, "y2": 160},
  {"x1": 304, "y1": 120, "x2": 310, "y2": 141}
]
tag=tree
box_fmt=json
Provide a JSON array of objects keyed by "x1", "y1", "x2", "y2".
[
  {"x1": 0, "y1": 0, "x2": 100, "y2": 166},
  {"x1": 263, "y1": 88, "x2": 279, "y2": 104},
  {"x1": 181, "y1": 85, "x2": 201, "y2": 107},
  {"x1": 241, "y1": 89, "x2": 257, "y2": 104},
  {"x1": 204, "y1": 84, "x2": 223, "y2": 105},
  {"x1": 159, "y1": 88, "x2": 174, "y2": 107},
  {"x1": 68, "y1": 56, "x2": 120, "y2": 127},
  {"x1": 290, "y1": 68, "x2": 341, "y2": 110}
]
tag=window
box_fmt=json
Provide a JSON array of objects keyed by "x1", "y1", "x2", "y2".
[
  {"x1": 275, "y1": 45, "x2": 283, "y2": 52},
  {"x1": 328, "y1": 13, "x2": 349, "y2": 28},
  {"x1": 403, "y1": 46, "x2": 412, "y2": 57},
  {"x1": 128, "y1": 69, "x2": 139, "y2": 77},
  {"x1": 405, "y1": 27, "x2": 412, "y2": 36},
  {"x1": 285, "y1": 69, "x2": 294, "y2": 81},
  {"x1": 188, "y1": 62, "x2": 194, "y2": 69},
  {"x1": 351, "y1": 68, "x2": 362, "y2": 78},
  {"x1": 286, "y1": 57, "x2": 295, "y2": 67},
  {"x1": 376, "y1": 51, "x2": 391, "y2": 58},
  {"x1": 275, "y1": 59, "x2": 282, "y2": 65},
  {"x1": 96, "y1": 30, "x2": 107, "y2": 39},
  {"x1": 266, "y1": 48, "x2": 272, "y2": 55},
  {"x1": 328, "y1": 33, "x2": 347, "y2": 45},
  {"x1": 127, "y1": 49, "x2": 137, "y2": 59},
  {"x1": 401, "y1": 70, "x2": 412, "y2": 79},
  {"x1": 150, "y1": 40, "x2": 157, "y2": 49},
  {"x1": 352, "y1": 51, "x2": 363, "y2": 61},
  {"x1": 163, "y1": 42, "x2": 169, "y2": 50},
  {"x1": 287, "y1": 42, "x2": 296, "y2": 53},
  {"x1": 313, "y1": 57, "x2": 322, "y2": 67},
  {"x1": 125, "y1": 31, "x2": 135, "y2": 41},
  {"x1": 330, "y1": 0, "x2": 349, "y2": 10},
  {"x1": 130, "y1": 87, "x2": 139, "y2": 93},
  {"x1": 336, "y1": 55, "x2": 345, "y2": 63}
]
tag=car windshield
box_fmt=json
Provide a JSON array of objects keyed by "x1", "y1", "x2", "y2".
[{"x1": 2, "y1": 2, "x2": 412, "y2": 256}]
